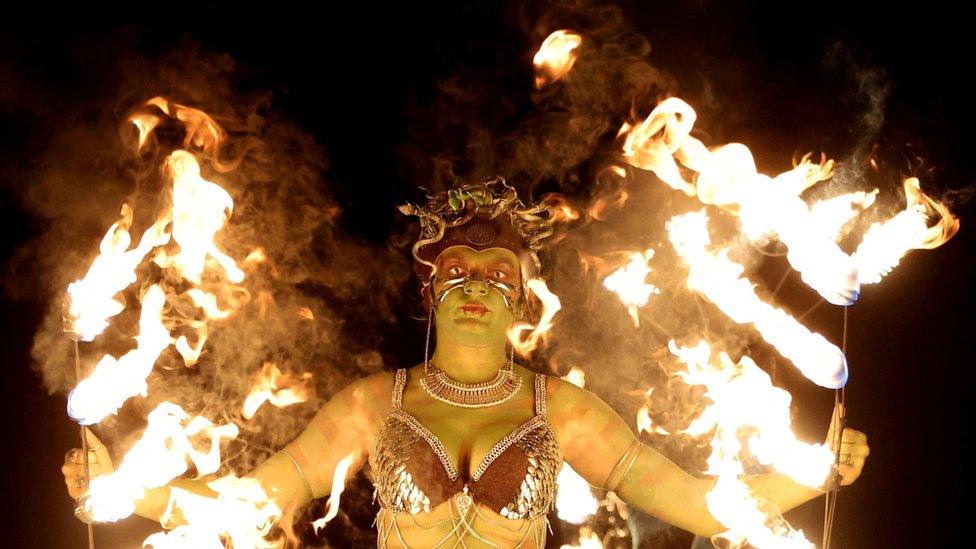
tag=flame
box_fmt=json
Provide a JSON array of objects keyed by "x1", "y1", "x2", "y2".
[
  {"x1": 66, "y1": 205, "x2": 171, "y2": 341},
  {"x1": 243, "y1": 247, "x2": 267, "y2": 266},
  {"x1": 635, "y1": 389, "x2": 670, "y2": 436},
  {"x1": 135, "y1": 96, "x2": 227, "y2": 159},
  {"x1": 560, "y1": 527, "x2": 603, "y2": 549},
  {"x1": 667, "y1": 212, "x2": 847, "y2": 389},
  {"x1": 619, "y1": 97, "x2": 699, "y2": 197},
  {"x1": 533, "y1": 30, "x2": 583, "y2": 89},
  {"x1": 298, "y1": 306, "x2": 315, "y2": 320},
  {"x1": 146, "y1": 475, "x2": 282, "y2": 548},
  {"x1": 809, "y1": 189, "x2": 878, "y2": 241},
  {"x1": 668, "y1": 341, "x2": 834, "y2": 548},
  {"x1": 602, "y1": 248, "x2": 660, "y2": 327},
  {"x1": 174, "y1": 322, "x2": 208, "y2": 367},
  {"x1": 67, "y1": 285, "x2": 172, "y2": 424},
  {"x1": 312, "y1": 453, "x2": 357, "y2": 533},
  {"x1": 555, "y1": 464, "x2": 599, "y2": 525},
  {"x1": 242, "y1": 362, "x2": 315, "y2": 420},
  {"x1": 152, "y1": 150, "x2": 243, "y2": 285},
  {"x1": 562, "y1": 366, "x2": 586, "y2": 388},
  {"x1": 81, "y1": 402, "x2": 239, "y2": 523},
  {"x1": 65, "y1": 97, "x2": 291, "y2": 546},
  {"x1": 620, "y1": 96, "x2": 959, "y2": 306},
  {"x1": 507, "y1": 278, "x2": 562, "y2": 357},
  {"x1": 854, "y1": 177, "x2": 960, "y2": 284},
  {"x1": 543, "y1": 193, "x2": 582, "y2": 223}
]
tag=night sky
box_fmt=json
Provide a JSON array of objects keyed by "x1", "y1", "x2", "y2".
[{"x1": 2, "y1": 1, "x2": 974, "y2": 548}]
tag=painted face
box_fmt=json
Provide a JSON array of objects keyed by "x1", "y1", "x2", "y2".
[{"x1": 431, "y1": 245, "x2": 522, "y2": 339}]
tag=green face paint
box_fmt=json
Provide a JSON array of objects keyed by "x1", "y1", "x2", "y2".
[{"x1": 431, "y1": 246, "x2": 522, "y2": 346}]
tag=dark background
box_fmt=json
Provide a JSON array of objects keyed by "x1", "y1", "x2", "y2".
[{"x1": 2, "y1": 1, "x2": 973, "y2": 548}]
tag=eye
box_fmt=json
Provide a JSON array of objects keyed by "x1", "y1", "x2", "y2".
[
  {"x1": 490, "y1": 269, "x2": 508, "y2": 280},
  {"x1": 446, "y1": 265, "x2": 465, "y2": 277}
]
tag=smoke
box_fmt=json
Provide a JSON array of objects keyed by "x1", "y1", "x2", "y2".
[
  {"x1": 2, "y1": 39, "x2": 413, "y2": 544},
  {"x1": 3, "y1": 1, "x2": 962, "y2": 547}
]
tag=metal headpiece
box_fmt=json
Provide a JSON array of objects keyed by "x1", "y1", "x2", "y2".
[{"x1": 398, "y1": 177, "x2": 555, "y2": 288}]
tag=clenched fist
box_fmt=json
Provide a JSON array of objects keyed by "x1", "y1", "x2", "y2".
[
  {"x1": 825, "y1": 403, "x2": 870, "y2": 487},
  {"x1": 62, "y1": 428, "x2": 114, "y2": 500}
]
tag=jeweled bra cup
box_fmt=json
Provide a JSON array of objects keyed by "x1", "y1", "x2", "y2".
[{"x1": 371, "y1": 369, "x2": 562, "y2": 547}]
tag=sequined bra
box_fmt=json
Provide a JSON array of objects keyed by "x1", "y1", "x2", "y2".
[{"x1": 372, "y1": 369, "x2": 561, "y2": 520}]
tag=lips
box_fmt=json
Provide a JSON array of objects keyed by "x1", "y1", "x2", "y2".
[{"x1": 460, "y1": 301, "x2": 489, "y2": 316}]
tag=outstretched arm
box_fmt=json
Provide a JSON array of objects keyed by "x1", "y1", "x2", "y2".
[
  {"x1": 67, "y1": 372, "x2": 392, "y2": 526},
  {"x1": 546, "y1": 378, "x2": 868, "y2": 539}
]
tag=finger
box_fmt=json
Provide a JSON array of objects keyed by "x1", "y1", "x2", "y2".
[{"x1": 84, "y1": 428, "x2": 114, "y2": 471}]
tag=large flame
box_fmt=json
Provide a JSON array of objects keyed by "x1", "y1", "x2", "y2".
[
  {"x1": 152, "y1": 150, "x2": 243, "y2": 285},
  {"x1": 67, "y1": 285, "x2": 171, "y2": 424},
  {"x1": 854, "y1": 177, "x2": 960, "y2": 284},
  {"x1": 65, "y1": 206, "x2": 171, "y2": 341},
  {"x1": 555, "y1": 465, "x2": 600, "y2": 525},
  {"x1": 64, "y1": 97, "x2": 279, "y2": 546},
  {"x1": 81, "y1": 402, "x2": 239, "y2": 523},
  {"x1": 533, "y1": 30, "x2": 583, "y2": 89},
  {"x1": 146, "y1": 475, "x2": 282, "y2": 549},
  {"x1": 667, "y1": 212, "x2": 848, "y2": 389},
  {"x1": 667, "y1": 341, "x2": 835, "y2": 548},
  {"x1": 620, "y1": 96, "x2": 958, "y2": 306}
]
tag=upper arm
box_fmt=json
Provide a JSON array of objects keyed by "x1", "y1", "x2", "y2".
[
  {"x1": 547, "y1": 378, "x2": 720, "y2": 537},
  {"x1": 546, "y1": 377, "x2": 640, "y2": 487},
  {"x1": 247, "y1": 372, "x2": 391, "y2": 510}
]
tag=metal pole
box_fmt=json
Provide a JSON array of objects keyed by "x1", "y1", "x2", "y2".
[{"x1": 73, "y1": 338, "x2": 95, "y2": 549}]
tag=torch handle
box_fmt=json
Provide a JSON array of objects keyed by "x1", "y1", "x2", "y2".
[{"x1": 73, "y1": 339, "x2": 95, "y2": 549}]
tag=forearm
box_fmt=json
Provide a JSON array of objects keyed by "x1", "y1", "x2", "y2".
[
  {"x1": 132, "y1": 478, "x2": 218, "y2": 523},
  {"x1": 744, "y1": 471, "x2": 825, "y2": 515},
  {"x1": 614, "y1": 446, "x2": 726, "y2": 539}
]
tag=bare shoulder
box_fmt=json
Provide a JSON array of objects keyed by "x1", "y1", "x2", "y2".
[
  {"x1": 543, "y1": 374, "x2": 602, "y2": 413},
  {"x1": 341, "y1": 370, "x2": 396, "y2": 410}
]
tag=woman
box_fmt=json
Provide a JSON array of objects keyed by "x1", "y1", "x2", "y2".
[{"x1": 62, "y1": 179, "x2": 869, "y2": 547}]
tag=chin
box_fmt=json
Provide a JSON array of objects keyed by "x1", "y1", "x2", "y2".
[{"x1": 452, "y1": 316, "x2": 492, "y2": 330}]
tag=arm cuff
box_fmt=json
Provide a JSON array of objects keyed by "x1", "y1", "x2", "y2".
[{"x1": 604, "y1": 439, "x2": 642, "y2": 493}]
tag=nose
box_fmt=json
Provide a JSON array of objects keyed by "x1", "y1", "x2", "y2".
[{"x1": 462, "y1": 280, "x2": 490, "y2": 297}]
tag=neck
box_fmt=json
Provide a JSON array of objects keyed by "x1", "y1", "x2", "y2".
[{"x1": 429, "y1": 330, "x2": 510, "y2": 383}]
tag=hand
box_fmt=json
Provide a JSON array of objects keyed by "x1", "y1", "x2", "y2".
[
  {"x1": 62, "y1": 428, "x2": 114, "y2": 500},
  {"x1": 824, "y1": 402, "x2": 869, "y2": 487}
]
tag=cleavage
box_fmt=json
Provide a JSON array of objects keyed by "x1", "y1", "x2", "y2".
[{"x1": 402, "y1": 406, "x2": 534, "y2": 481}]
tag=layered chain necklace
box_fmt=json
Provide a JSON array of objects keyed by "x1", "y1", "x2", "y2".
[{"x1": 421, "y1": 310, "x2": 522, "y2": 408}]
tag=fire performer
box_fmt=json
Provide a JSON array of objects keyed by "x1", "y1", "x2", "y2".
[{"x1": 62, "y1": 179, "x2": 869, "y2": 547}]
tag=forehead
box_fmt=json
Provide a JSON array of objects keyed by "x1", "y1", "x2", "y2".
[{"x1": 437, "y1": 245, "x2": 520, "y2": 266}]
